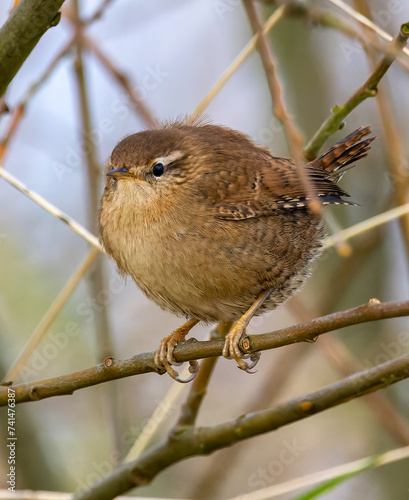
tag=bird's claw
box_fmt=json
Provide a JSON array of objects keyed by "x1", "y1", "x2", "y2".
[
  {"x1": 238, "y1": 352, "x2": 261, "y2": 373},
  {"x1": 158, "y1": 357, "x2": 199, "y2": 383},
  {"x1": 222, "y1": 323, "x2": 261, "y2": 373},
  {"x1": 177, "y1": 360, "x2": 199, "y2": 383},
  {"x1": 154, "y1": 324, "x2": 199, "y2": 383}
]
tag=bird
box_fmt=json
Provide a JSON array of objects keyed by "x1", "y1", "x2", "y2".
[{"x1": 98, "y1": 119, "x2": 375, "y2": 382}]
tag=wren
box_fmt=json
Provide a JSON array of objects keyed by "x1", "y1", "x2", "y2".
[{"x1": 98, "y1": 120, "x2": 375, "y2": 382}]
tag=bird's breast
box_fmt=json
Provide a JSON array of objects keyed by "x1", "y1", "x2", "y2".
[{"x1": 99, "y1": 185, "x2": 324, "y2": 321}]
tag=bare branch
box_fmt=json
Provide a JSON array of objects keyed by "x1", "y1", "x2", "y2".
[
  {"x1": 303, "y1": 23, "x2": 409, "y2": 160},
  {"x1": 283, "y1": 2, "x2": 409, "y2": 72},
  {"x1": 227, "y1": 445, "x2": 409, "y2": 500},
  {"x1": 0, "y1": 168, "x2": 102, "y2": 250},
  {"x1": 175, "y1": 323, "x2": 230, "y2": 429},
  {"x1": 323, "y1": 203, "x2": 409, "y2": 249},
  {"x1": 1, "y1": 299, "x2": 408, "y2": 406},
  {"x1": 83, "y1": 36, "x2": 157, "y2": 128},
  {"x1": 4, "y1": 248, "x2": 99, "y2": 382},
  {"x1": 0, "y1": 0, "x2": 65, "y2": 97},
  {"x1": 243, "y1": 0, "x2": 320, "y2": 214},
  {"x1": 73, "y1": 351, "x2": 409, "y2": 499},
  {"x1": 191, "y1": 5, "x2": 285, "y2": 121},
  {"x1": 327, "y1": 0, "x2": 409, "y2": 60}
]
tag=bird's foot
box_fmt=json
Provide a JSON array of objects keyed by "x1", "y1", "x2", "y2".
[
  {"x1": 221, "y1": 290, "x2": 273, "y2": 372},
  {"x1": 154, "y1": 319, "x2": 199, "y2": 383},
  {"x1": 222, "y1": 319, "x2": 260, "y2": 373}
]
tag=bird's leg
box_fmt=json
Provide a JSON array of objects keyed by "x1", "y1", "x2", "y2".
[
  {"x1": 222, "y1": 289, "x2": 273, "y2": 372},
  {"x1": 155, "y1": 318, "x2": 199, "y2": 383}
]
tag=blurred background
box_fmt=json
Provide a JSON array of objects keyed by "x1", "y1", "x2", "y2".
[{"x1": 0, "y1": 0, "x2": 409, "y2": 498}]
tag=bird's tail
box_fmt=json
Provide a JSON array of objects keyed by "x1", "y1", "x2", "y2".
[{"x1": 311, "y1": 126, "x2": 376, "y2": 180}]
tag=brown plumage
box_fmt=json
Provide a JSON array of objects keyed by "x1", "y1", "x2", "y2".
[{"x1": 99, "y1": 121, "x2": 375, "y2": 381}]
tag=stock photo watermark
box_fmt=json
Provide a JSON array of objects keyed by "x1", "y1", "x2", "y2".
[
  {"x1": 19, "y1": 270, "x2": 126, "y2": 383},
  {"x1": 52, "y1": 64, "x2": 169, "y2": 182},
  {"x1": 5, "y1": 387, "x2": 17, "y2": 491},
  {"x1": 213, "y1": 0, "x2": 241, "y2": 20},
  {"x1": 74, "y1": 397, "x2": 178, "y2": 494},
  {"x1": 256, "y1": 113, "x2": 297, "y2": 146},
  {"x1": 351, "y1": 329, "x2": 409, "y2": 396},
  {"x1": 230, "y1": 438, "x2": 306, "y2": 500},
  {"x1": 361, "y1": 330, "x2": 409, "y2": 372},
  {"x1": 247, "y1": 438, "x2": 306, "y2": 490},
  {"x1": 340, "y1": 0, "x2": 405, "y2": 63}
]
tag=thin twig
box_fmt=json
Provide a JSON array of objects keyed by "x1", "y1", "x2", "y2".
[
  {"x1": 290, "y1": 298, "x2": 409, "y2": 446},
  {"x1": 71, "y1": 0, "x2": 121, "y2": 460},
  {"x1": 0, "y1": 37, "x2": 75, "y2": 163},
  {"x1": 72, "y1": 1, "x2": 113, "y2": 360},
  {"x1": 323, "y1": 202, "x2": 409, "y2": 249},
  {"x1": 1, "y1": 299, "x2": 408, "y2": 406},
  {"x1": 190, "y1": 5, "x2": 286, "y2": 121},
  {"x1": 327, "y1": 0, "x2": 409, "y2": 60},
  {"x1": 303, "y1": 22, "x2": 409, "y2": 160},
  {"x1": 0, "y1": 96, "x2": 9, "y2": 115},
  {"x1": 352, "y1": 0, "x2": 409, "y2": 262},
  {"x1": 72, "y1": 29, "x2": 100, "y2": 221},
  {"x1": 320, "y1": 223, "x2": 386, "y2": 312},
  {"x1": 240, "y1": 299, "x2": 409, "y2": 353},
  {"x1": 123, "y1": 370, "x2": 189, "y2": 463},
  {"x1": 188, "y1": 342, "x2": 308, "y2": 499},
  {"x1": 174, "y1": 357, "x2": 218, "y2": 428},
  {"x1": 283, "y1": 1, "x2": 409, "y2": 72},
  {"x1": 3, "y1": 248, "x2": 100, "y2": 383},
  {"x1": 74, "y1": 352, "x2": 409, "y2": 499},
  {"x1": 243, "y1": 0, "x2": 320, "y2": 214},
  {"x1": 227, "y1": 445, "x2": 409, "y2": 500},
  {"x1": 23, "y1": 37, "x2": 75, "y2": 104},
  {"x1": 0, "y1": 104, "x2": 24, "y2": 163},
  {"x1": 83, "y1": 35, "x2": 157, "y2": 128},
  {"x1": 0, "y1": 168, "x2": 102, "y2": 250},
  {"x1": 84, "y1": 0, "x2": 116, "y2": 24},
  {"x1": 175, "y1": 322, "x2": 230, "y2": 429},
  {"x1": 320, "y1": 335, "x2": 409, "y2": 444}
]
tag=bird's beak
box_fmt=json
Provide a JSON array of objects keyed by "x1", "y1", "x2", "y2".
[{"x1": 106, "y1": 167, "x2": 129, "y2": 178}]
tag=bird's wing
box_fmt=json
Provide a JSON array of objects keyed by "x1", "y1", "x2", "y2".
[{"x1": 214, "y1": 157, "x2": 351, "y2": 221}]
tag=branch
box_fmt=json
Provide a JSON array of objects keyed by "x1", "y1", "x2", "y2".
[
  {"x1": 243, "y1": 0, "x2": 320, "y2": 214},
  {"x1": 4, "y1": 248, "x2": 99, "y2": 382},
  {"x1": 323, "y1": 203, "x2": 409, "y2": 250},
  {"x1": 227, "y1": 445, "x2": 409, "y2": 500},
  {"x1": 327, "y1": 0, "x2": 409, "y2": 59},
  {"x1": 0, "y1": 37, "x2": 74, "y2": 163},
  {"x1": 0, "y1": 168, "x2": 102, "y2": 250},
  {"x1": 1, "y1": 299, "x2": 408, "y2": 406},
  {"x1": 303, "y1": 22, "x2": 409, "y2": 160},
  {"x1": 0, "y1": 0, "x2": 65, "y2": 97},
  {"x1": 291, "y1": 298, "x2": 409, "y2": 445},
  {"x1": 283, "y1": 2, "x2": 409, "y2": 72},
  {"x1": 352, "y1": 0, "x2": 409, "y2": 263},
  {"x1": 175, "y1": 323, "x2": 230, "y2": 428},
  {"x1": 73, "y1": 352, "x2": 409, "y2": 499},
  {"x1": 84, "y1": 0, "x2": 115, "y2": 25},
  {"x1": 190, "y1": 5, "x2": 285, "y2": 121},
  {"x1": 83, "y1": 35, "x2": 157, "y2": 128}
]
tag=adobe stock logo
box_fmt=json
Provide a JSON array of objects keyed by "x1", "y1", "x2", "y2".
[
  {"x1": 340, "y1": 0, "x2": 405, "y2": 63},
  {"x1": 213, "y1": 0, "x2": 241, "y2": 20},
  {"x1": 246, "y1": 438, "x2": 306, "y2": 493}
]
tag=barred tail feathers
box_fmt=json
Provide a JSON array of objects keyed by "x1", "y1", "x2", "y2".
[{"x1": 311, "y1": 126, "x2": 376, "y2": 179}]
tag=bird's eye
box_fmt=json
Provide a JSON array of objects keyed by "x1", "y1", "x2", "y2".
[{"x1": 152, "y1": 163, "x2": 164, "y2": 177}]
